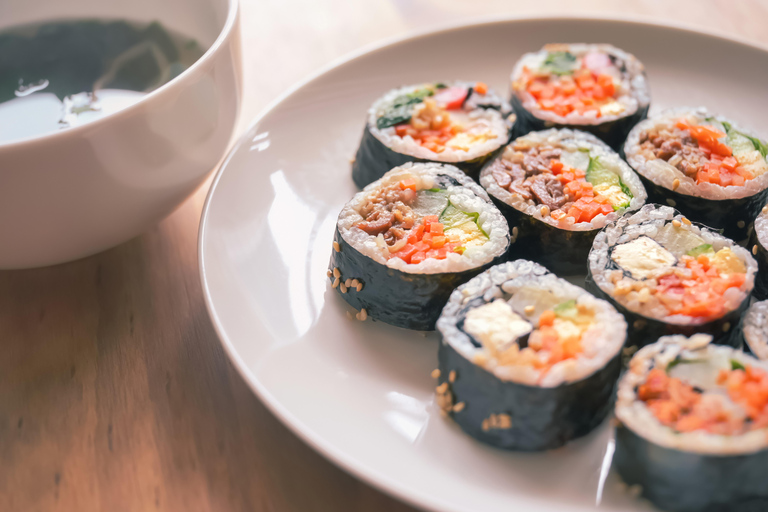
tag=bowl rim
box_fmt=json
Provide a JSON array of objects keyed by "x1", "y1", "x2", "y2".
[{"x1": 0, "y1": 0, "x2": 239, "y2": 150}]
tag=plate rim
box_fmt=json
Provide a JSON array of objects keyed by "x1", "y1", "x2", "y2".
[{"x1": 198, "y1": 14, "x2": 768, "y2": 512}]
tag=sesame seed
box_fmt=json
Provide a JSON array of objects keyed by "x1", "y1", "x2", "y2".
[
  {"x1": 350, "y1": 279, "x2": 359, "y2": 288},
  {"x1": 682, "y1": 217, "x2": 691, "y2": 226},
  {"x1": 497, "y1": 414, "x2": 512, "y2": 429},
  {"x1": 524, "y1": 305, "x2": 535, "y2": 315},
  {"x1": 326, "y1": 270, "x2": 332, "y2": 278},
  {"x1": 349, "y1": 157, "x2": 356, "y2": 164},
  {"x1": 672, "y1": 179, "x2": 680, "y2": 191},
  {"x1": 512, "y1": 227, "x2": 519, "y2": 237},
  {"x1": 672, "y1": 220, "x2": 681, "y2": 228},
  {"x1": 763, "y1": 206, "x2": 768, "y2": 215},
  {"x1": 340, "y1": 283, "x2": 348, "y2": 293},
  {"x1": 481, "y1": 419, "x2": 490, "y2": 432},
  {"x1": 754, "y1": 245, "x2": 759, "y2": 255},
  {"x1": 737, "y1": 220, "x2": 746, "y2": 229},
  {"x1": 431, "y1": 369, "x2": 441, "y2": 379},
  {"x1": 356, "y1": 308, "x2": 367, "y2": 321},
  {"x1": 356, "y1": 282, "x2": 364, "y2": 292},
  {"x1": 344, "y1": 278, "x2": 352, "y2": 288},
  {"x1": 723, "y1": 322, "x2": 731, "y2": 332},
  {"x1": 332, "y1": 278, "x2": 340, "y2": 289},
  {"x1": 452, "y1": 402, "x2": 465, "y2": 413},
  {"x1": 436, "y1": 382, "x2": 449, "y2": 394},
  {"x1": 333, "y1": 267, "x2": 341, "y2": 278},
  {"x1": 449, "y1": 370, "x2": 456, "y2": 383},
  {"x1": 667, "y1": 198, "x2": 676, "y2": 207},
  {"x1": 540, "y1": 205, "x2": 550, "y2": 217},
  {"x1": 333, "y1": 241, "x2": 341, "y2": 252}
]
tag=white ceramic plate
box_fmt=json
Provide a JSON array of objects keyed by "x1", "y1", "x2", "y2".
[{"x1": 199, "y1": 17, "x2": 768, "y2": 512}]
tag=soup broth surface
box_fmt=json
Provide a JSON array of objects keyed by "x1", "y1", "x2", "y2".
[{"x1": 0, "y1": 19, "x2": 205, "y2": 144}]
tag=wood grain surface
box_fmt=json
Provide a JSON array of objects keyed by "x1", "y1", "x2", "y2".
[{"x1": 2, "y1": 1, "x2": 768, "y2": 511}]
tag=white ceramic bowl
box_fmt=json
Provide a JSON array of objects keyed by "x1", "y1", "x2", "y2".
[{"x1": 0, "y1": 0, "x2": 241, "y2": 268}]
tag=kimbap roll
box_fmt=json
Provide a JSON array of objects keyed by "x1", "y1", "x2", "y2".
[
  {"x1": 748, "y1": 204, "x2": 768, "y2": 299},
  {"x1": 510, "y1": 44, "x2": 649, "y2": 149},
  {"x1": 351, "y1": 81, "x2": 513, "y2": 188},
  {"x1": 434, "y1": 260, "x2": 626, "y2": 450},
  {"x1": 588, "y1": 204, "x2": 756, "y2": 348},
  {"x1": 479, "y1": 128, "x2": 646, "y2": 274},
  {"x1": 614, "y1": 334, "x2": 768, "y2": 512},
  {"x1": 329, "y1": 162, "x2": 510, "y2": 331},
  {"x1": 741, "y1": 300, "x2": 768, "y2": 360},
  {"x1": 624, "y1": 108, "x2": 768, "y2": 240}
]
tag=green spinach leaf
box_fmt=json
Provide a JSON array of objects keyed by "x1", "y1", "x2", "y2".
[{"x1": 542, "y1": 51, "x2": 579, "y2": 76}]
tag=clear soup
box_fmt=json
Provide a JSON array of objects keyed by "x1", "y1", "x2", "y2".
[{"x1": 0, "y1": 19, "x2": 206, "y2": 144}]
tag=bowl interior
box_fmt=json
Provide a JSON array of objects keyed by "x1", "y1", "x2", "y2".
[{"x1": 0, "y1": 0, "x2": 231, "y2": 50}]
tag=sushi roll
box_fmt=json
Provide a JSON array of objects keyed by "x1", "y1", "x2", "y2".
[
  {"x1": 741, "y1": 301, "x2": 768, "y2": 360},
  {"x1": 479, "y1": 128, "x2": 646, "y2": 275},
  {"x1": 748, "y1": 204, "x2": 768, "y2": 299},
  {"x1": 351, "y1": 81, "x2": 513, "y2": 188},
  {"x1": 624, "y1": 108, "x2": 768, "y2": 240},
  {"x1": 588, "y1": 204, "x2": 756, "y2": 348},
  {"x1": 509, "y1": 44, "x2": 650, "y2": 149},
  {"x1": 434, "y1": 260, "x2": 626, "y2": 450},
  {"x1": 614, "y1": 334, "x2": 768, "y2": 512},
  {"x1": 329, "y1": 162, "x2": 510, "y2": 331}
]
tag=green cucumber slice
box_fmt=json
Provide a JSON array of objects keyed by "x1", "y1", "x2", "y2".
[
  {"x1": 687, "y1": 244, "x2": 714, "y2": 257},
  {"x1": 439, "y1": 203, "x2": 488, "y2": 238}
]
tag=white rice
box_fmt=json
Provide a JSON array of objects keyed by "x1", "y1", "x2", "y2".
[
  {"x1": 743, "y1": 300, "x2": 768, "y2": 360},
  {"x1": 436, "y1": 260, "x2": 626, "y2": 387},
  {"x1": 367, "y1": 82, "x2": 510, "y2": 162},
  {"x1": 589, "y1": 204, "x2": 757, "y2": 323},
  {"x1": 616, "y1": 334, "x2": 768, "y2": 455},
  {"x1": 510, "y1": 43, "x2": 649, "y2": 125},
  {"x1": 755, "y1": 205, "x2": 768, "y2": 249},
  {"x1": 479, "y1": 128, "x2": 647, "y2": 231},
  {"x1": 337, "y1": 162, "x2": 509, "y2": 274},
  {"x1": 624, "y1": 107, "x2": 768, "y2": 200}
]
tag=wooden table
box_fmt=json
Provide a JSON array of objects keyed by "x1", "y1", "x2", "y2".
[{"x1": 3, "y1": 2, "x2": 767, "y2": 511}]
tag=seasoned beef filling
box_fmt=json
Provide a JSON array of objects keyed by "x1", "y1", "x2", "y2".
[
  {"x1": 356, "y1": 183, "x2": 416, "y2": 245},
  {"x1": 639, "y1": 127, "x2": 702, "y2": 178},
  {"x1": 489, "y1": 143, "x2": 571, "y2": 211}
]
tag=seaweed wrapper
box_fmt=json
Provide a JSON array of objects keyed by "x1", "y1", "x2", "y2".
[
  {"x1": 748, "y1": 225, "x2": 768, "y2": 300},
  {"x1": 510, "y1": 94, "x2": 648, "y2": 151},
  {"x1": 328, "y1": 227, "x2": 506, "y2": 331},
  {"x1": 638, "y1": 174, "x2": 768, "y2": 241},
  {"x1": 436, "y1": 340, "x2": 621, "y2": 450},
  {"x1": 351, "y1": 124, "x2": 507, "y2": 189},
  {"x1": 489, "y1": 195, "x2": 596, "y2": 276},
  {"x1": 585, "y1": 270, "x2": 746, "y2": 350},
  {"x1": 614, "y1": 424, "x2": 768, "y2": 512}
]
